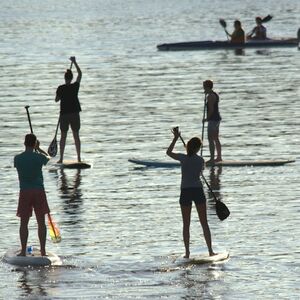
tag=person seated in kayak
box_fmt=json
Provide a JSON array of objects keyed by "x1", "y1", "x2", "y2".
[
  {"x1": 227, "y1": 20, "x2": 245, "y2": 43},
  {"x1": 247, "y1": 17, "x2": 267, "y2": 40}
]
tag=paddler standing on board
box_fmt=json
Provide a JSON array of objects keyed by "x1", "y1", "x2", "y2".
[
  {"x1": 167, "y1": 127, "x2": 216, "y2": 258},
  {"x1": 203, "y1": 80, "x2": 222, "y2": 164},
  {"x1": 55, "y1": 56, "x2": 82, "y2": 163},
  {"x1": 14, "y1": 134, "x2": 50, "y2": 256}
]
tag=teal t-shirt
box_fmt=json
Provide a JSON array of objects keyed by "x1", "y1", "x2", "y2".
[{"x1": 14, "y1": 151, "x2": 49, "y2": 190}]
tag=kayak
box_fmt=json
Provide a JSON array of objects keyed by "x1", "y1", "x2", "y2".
[{"x1": 157, "y1": 37, "x2": 299, "y2": 51}]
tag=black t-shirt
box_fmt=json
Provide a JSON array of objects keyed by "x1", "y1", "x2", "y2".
[{"x1": 56, "y1": 82, "x2": 81, "y2": 114}]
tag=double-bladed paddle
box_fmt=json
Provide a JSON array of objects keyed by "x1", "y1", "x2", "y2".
[
  {"x1": 173, "y1": 127, "x2": 230, "y2": 221},
  {"x1": 24, "y1": 106, "x2": 62, "y2": 243}
]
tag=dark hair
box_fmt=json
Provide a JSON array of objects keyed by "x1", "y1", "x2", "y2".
[
  {"x1": 187, "y1": 137, "x2": 202, "y2": 156},
  {"x1": 234, "y1": 20, "x2": 241, "y2": 27},
  {"x1": 203, "y1": 79, "x2": 213, "y2": 89},
  {"x1": 64, "y1": 69, "x2": 73, "y2": 81},
  {"x1": 24, "y1": 133, "x2": 37, "y2": 147}
]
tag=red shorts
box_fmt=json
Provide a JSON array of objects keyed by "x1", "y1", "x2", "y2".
[{"x1": 17, "y1": 189, "x2": 50, "y2": 218}]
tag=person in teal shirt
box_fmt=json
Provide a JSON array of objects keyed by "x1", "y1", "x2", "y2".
[{"x1": 14, "y1": 134, "x2": 50, "y2": 256}]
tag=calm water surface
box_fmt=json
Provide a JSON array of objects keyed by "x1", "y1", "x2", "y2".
[{"x1": 0, "y1": 0, "x2": 299, "y2": 299}]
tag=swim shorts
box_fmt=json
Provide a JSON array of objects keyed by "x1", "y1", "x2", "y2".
[
  {"x1": 207, "y1": 121, "x2": 220, "y2": 135},
  {"x1": 60, "y1": 113, "x2": 81, "y2": 132},
  {"x1": 17, "y1": 189, "x2": 50, "y2": 218},
  {"x1": 179, "y1": 187, "x2": 206, "y2": 206}
]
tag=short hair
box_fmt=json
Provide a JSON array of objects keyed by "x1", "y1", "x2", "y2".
[
  {"x1": 64, "y1": 69, "x2": 73, "y2": 81},
  {"x1": 24, "y1": 133, "x2": 37, "y2": 147},
  {"x1": 234, "y1": 20, "x2": 241, "y2": 27},
  {"x1": 203, "y1": 79, "x2": 213, "y2": 89},
  {"x1": 187, "y1": 137, "x2": 202, "y2": 156}
]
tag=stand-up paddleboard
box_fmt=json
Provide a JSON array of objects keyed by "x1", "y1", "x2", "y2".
[
  {"x1": 3, "y1": 248, "x2": 62, "y2": 267},
  {"x1": 56, "y1": 161, "x2": 91, "y2": 169},
  {"x1": 129, "y1": 158, "x2": 295, "y2": 168},
  {"x1": 177, "y1": 252, "x2": 229, "y2": 265}
]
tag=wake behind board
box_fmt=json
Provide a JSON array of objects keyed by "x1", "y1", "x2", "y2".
[
  {"x1": 57, "y1": 161, "x2": 91, "y2": 169},
  {"x1": 3, "y1": 248, "x2": 62, "y2": 267},
  {"x1": 177, "y1": 252, "x2": 229, "y2": 265},
  {"x1": 129, "y1": 158, "x2": 295, "y2": 168}
]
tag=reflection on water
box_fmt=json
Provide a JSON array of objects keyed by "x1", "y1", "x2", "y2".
[
  {"x1": 17, "y1": 268, "x2": 48, "y2": 298},
  {"x1": 58, "y1": 169, "x2": 83, "y2": 225},
  {"x1": 208, "y1": 166, "x2": 222, "y2": 202}
]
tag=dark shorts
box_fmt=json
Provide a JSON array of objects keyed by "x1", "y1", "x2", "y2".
[
  {"x1": 17, "y1": 189, "x2": 50, "y2": 218},
  {"x1": 179, "y1": 187, "x2": 206, "y2": 206},
  {"x1": 60, "y1": 113, "x2": 80, "y2": 132},
  {"x1": 207, "y1": 121, "x2": 220, "y2": 135}
]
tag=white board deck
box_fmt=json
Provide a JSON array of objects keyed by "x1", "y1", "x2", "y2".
[
  {"x1": 129, "y1": 158, "x2": 295, "y2": 168},
  {"x1": 177, "y1": 252, "x2": 229, "y2": 265},
  {"x1": 56, "y1": 161, "x2": 91, "y2": 169},
  {"x1": 3, "y1": 248, "x2": 62, "y2": 267}
]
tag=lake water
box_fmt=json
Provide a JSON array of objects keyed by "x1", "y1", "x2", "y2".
[{"x1": 0, "y1": 0, "x2": 299, "y2": 299}]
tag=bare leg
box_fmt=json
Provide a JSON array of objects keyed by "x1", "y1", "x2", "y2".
[
  {"x1": 58, "y1": 131, "x2": 67, "y2": 163},
  {"x1": 215, "y1": 137, "x2": 222, "y2": 162},
  {"x1": 18, "y1": 216, "x2": 30, "y2": 256},
  {"x1": 195, "y1": 203, "x2": 216, "y2": 256},
  {"x1": 36, "y1": 214, "x2": 47, "y2": 256},
  {"x1": 72, "y1": 130, "x2": 81, "y2": 162},
  {"x1": 207, "y1": 129, "x2": 215, "y2": 162},
  {"x1": 180, "y1": 205, "x2": 192, "y2": 258}
]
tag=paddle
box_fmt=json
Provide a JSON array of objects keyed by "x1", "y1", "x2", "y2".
[
  {"x1": 200, "y1": 94, "x2": 207, "y2": 156},
  {"x1": 24, "y1": 106, "x2": 62, "y2": 242},
  {"x1": 47, "y1": 116, "x2": 60, "y2": 157},
  {"x1": 47, "y1": 61, "x2": 73, "y2": 157},
  {"x1": 175, "y1": 128, "x2": 230, "y2": 221},
  {"x1": 219, "y1": 19, "x2": 230, "y2": 40},
  {"x1": 262, "y1": 15, "x2": 273, "y2": 23}
]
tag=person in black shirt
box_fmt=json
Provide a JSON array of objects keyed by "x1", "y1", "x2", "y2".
[
  {"x1": 203, "y1": 80, "x2": 222, "y2": 163},
  {"x1": 55, "y1": 56, "x2": 82, "y2": 163}
]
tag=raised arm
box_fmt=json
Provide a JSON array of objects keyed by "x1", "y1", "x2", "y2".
[
  {"x1": 166, "y1": 127, "x2": 180, "y2": 160},
  {"x1": 70, "y1": 56, "x2": 82, "y2": 83}
]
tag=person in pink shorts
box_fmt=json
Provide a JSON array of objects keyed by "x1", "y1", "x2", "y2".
[{"x1": 14, "y1": 134, "x2": 50, "y2": 256}]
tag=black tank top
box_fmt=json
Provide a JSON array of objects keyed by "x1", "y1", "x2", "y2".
[{"x1": 207, "y1": 92, "x2": 221, "y2": 121}]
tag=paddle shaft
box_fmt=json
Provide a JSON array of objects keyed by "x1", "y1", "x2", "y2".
[
  {"x1": 201, "y1": 94, "x2": 207, "y2": 156},
  {"x1": 25, "y1": 106, "x2": 33, "y2": 134}
]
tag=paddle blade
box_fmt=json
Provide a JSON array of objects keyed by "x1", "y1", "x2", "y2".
[
  {"x1": 216, "y1": 200, "x2": 230, "y2": 221},
  {"x1": 47, "y1": 214, "x2": 62, "y2": 243},
  {"x1": 219, "y1": 18, "x2": 227, "y2": 28},
  {"x1": 48, "y1": 139, "x2": 58, "y2": 157},
  {"x1": 262, "y1": 15, "x2": 273, "y2": 23}
]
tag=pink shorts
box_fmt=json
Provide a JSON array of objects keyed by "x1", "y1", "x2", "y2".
[{"x1": 17, "y1": 189, "x2": 50, "y2": 218}]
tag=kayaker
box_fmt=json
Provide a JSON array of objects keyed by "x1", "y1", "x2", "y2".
[
  {"x1": 247, "y1": 17, "x2": 267, "y2": 40},
  {"x1": 55, "y1": 56, "x2": 82, "y2": 163},
  {"x1": 229, "y1": 20, "x2": 245, "y2": 43},
  {"x1": 166, "y1": 127, "x2": 216, "y2": 258},
  {"x1": 202, "y1": 80, "x2": 222, "y2": 163},
  {"x1": 14, "y1": 134, "x2": 50, "y2": 256}
]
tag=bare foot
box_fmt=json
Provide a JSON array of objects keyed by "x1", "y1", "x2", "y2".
[
  {"x1": 206, "y1": 159, "x2": 215, "y2": 164},
  {"x1": 17, "y1": 252, "x2": 26, "y2": 257},
  {"x1": 57, "y1": 160, "x2": 62, "y2": 163},
  {"x1": 209, "y1": 252, "x2": 218, "y2": 256},
  {"x1": 183, "y1": 251, "x2": 190, "y2": 258},
  {"x1": 215, "y1": 158, "x2": 222, "y2": 163}
]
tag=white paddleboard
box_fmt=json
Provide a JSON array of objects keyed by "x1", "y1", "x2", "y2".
[
  {"x1": 177, "y1": 252, "x2": 229, "y2": 265},
  {"x1": 3, "y1": 248, "x2": 62, "y2": 267},
  {"x1": 56, "y1": 161, "x2": 91, "y2": 169},
  {"x1": 129, "y1": 158, "x2": 295, "y2": 168}
]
